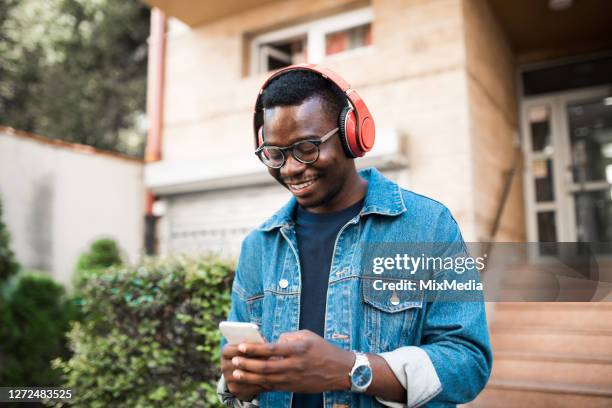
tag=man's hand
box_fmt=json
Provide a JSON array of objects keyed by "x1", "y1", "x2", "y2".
[
  {"x1": 221, "y1": 343, "x2": 267, "y2": 401},
  {"x1": 230, "y1": 330, "x2": 355, "y2": 393}
]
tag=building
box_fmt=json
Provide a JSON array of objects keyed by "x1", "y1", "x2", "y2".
[
  {"x1": 141, "y1": 0, "x2": 612, "y2": 406},
  {"x1": 0, "y1": 127, "x2": 145, "y2": 286}
]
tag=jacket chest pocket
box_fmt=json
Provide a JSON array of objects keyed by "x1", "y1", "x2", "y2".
[{"x1": 360, "y1": 277, "x2": 423, "y2": 353}]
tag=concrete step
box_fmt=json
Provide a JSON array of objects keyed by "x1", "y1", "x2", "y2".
[
  {"x1": 493, "y1": 303, "x2": 612, "y2": 330},
  {"x1": 490, "y1": 325, "x2": 612, "y2": 356},
  {"x1": 490, "y1": 352, "x2": 612, "y2": 387},
  {"x1": 465, "y1": 379, "x2": 612, "y2": 408}
]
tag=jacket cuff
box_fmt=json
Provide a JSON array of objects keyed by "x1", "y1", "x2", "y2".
[
  {"x1": 216, "y1": 374, "x2": 260, "y2": 407},
  {"x1": 375, "y1": 346, "x2": 442, "y2": 408}
]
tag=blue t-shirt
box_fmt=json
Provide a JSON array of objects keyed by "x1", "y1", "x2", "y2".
[{"x1": 291, "y1": 198, "x2": 364, "y2": 408}]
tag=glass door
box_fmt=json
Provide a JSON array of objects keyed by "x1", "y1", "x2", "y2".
[
  {"x1": 565, "y1": 96, "x2": 612, "y2": 247},
  {"x1": 522, "y1": 87, "x2": 612, "y2": 247}
]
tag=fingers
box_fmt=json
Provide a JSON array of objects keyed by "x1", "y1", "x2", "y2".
[
  {"x1": 237, "y1": 340, "x2": 305, "y2": 358},
  {"x1": 221, "y1": 344, "x2": 241, "y2": 359},
  {"x1": 231, "y1": 369, "x2": 289, "y2": 390},
  {"x1": 222, "y1": 341, "x2": 269, "y2": 359},
  {"x1": 231, "y1": 355, "x2": 299, "y2": 375}
]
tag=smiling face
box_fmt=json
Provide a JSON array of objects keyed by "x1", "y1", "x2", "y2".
[{"x1": 263, "y1": 96, "x2": 366, "y2": 213}]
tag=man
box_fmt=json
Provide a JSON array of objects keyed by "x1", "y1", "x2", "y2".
[{"x1": 218, "y1": 65, "x2": 492, "y2": 408}]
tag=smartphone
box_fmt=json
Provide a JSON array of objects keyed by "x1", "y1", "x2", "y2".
[{"x1": 219, "y1": 321, "x2": 265, "y2": 345}]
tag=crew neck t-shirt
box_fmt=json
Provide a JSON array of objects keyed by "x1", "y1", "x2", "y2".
[{"x1": 291, "y1": 198, "x2": 364, "y2": 408}]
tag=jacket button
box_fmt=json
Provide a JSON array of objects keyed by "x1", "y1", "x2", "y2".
[{"x1": 279, "y1": 279, "x2": 289, "y2": 289}]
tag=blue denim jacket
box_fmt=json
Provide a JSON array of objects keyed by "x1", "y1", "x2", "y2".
[{"x1": 219, "y1": 168, "x2": 492, "y2": 408}]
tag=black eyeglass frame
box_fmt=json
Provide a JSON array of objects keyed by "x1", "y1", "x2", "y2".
[{"x1": 254, "y1": 127, "x2": 339, "y2": 169}]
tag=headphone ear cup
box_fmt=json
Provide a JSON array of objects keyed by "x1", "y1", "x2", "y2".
[{"x1": 338, "y1": 106, "x2": 360, "y2": 158}]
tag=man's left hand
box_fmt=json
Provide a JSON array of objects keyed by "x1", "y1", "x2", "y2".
[{"x1": 230, "y1": 330, "x2": 355, "y2": 393}]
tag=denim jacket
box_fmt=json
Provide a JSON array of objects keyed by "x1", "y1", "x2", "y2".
[{"x1": 218, "y1": 168, "x2": 492, "y2": 408}]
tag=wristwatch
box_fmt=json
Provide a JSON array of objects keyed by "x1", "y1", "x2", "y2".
[{"x1": 349, "y1": 352, "x2": 373, "y2": 393}]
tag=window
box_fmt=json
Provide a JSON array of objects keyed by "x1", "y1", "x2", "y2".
[
  {"x1": 325, "y1": 23, "x2": 372, "y2": 56},
  {"x1": 259, "y1": 36, "x2": 307, "y2": 72},
  {"x1": 250, "y1": 8, "x2": 373, "y2": 74}
]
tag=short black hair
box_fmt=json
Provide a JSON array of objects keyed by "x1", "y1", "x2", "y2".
[{"x1": 261, "y1": 70, "x2": 347, "y2": 120}]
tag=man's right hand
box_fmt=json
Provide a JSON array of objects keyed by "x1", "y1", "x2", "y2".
[{"x1": 221, "y1": 343, "x2": 267, "y2": 401}]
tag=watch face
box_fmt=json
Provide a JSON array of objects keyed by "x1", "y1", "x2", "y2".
[{"x1": 352, "y1": 365, "x2": 373, "y2": 388}]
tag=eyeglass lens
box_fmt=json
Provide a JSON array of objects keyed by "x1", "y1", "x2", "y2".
[{"x1": 259, "y1": 141, "x2": 319, "y2": 168}]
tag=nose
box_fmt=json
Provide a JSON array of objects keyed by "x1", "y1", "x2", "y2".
[{"x1": 281, "y1": 152, "x2": 307, "y2": 179}]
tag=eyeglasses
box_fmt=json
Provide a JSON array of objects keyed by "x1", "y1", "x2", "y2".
[{"x1": 255, "y1": 127, "x2": 339, "y2": 169}]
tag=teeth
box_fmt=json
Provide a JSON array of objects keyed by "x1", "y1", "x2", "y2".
[{"x1": 289, "y1": 178, "x2": 317, "y2": 191}]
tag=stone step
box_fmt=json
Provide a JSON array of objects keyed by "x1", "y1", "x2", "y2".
[
  {"x1": 490, "y1": 325, "x2": 612, "y2": 356},
  {"x1": 491, "y1": 351, "x2": 612, "y2": 387},
  {"x1": 465, "y1": 379, "x2": 612, "y2": 408},
  {"x1": 492, "y1": 302, "x2": 612, "y2": 330}
]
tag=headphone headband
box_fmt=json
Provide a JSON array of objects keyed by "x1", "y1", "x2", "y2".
[{"x1": 253, "y1": 64, "x2": 375, "y2": 158}]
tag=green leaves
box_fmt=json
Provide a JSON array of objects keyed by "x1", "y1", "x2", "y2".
[
  {"x1": 54, "y1": 255, "x2": 235, "y2": 407},
  {"x1": 0, "y1": 0, "x2": 149, "y2": 157},
  {"x1": 0, "y1": 194, "x2": 19, "y2": 283},
  {"x1": 0, "y1": 273, "x2": 75, "y2": 387},
  {"x1": 73, "y1": 238, "x2": 123, "y2": 291}
]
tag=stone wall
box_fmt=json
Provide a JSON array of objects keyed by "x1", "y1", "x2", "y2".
[{"x1": 463, "y1": 0, "x2": 526, "y2": 241}]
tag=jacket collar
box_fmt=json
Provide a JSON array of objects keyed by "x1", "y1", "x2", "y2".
[{"x1": 258, "y1": 167, "x2": 406, "y2": 232}]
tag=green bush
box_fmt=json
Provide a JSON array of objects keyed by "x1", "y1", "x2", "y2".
[
  {"x1": 0, "y1": 273, "x2": 76, "y2": 386},
  {"x1": 54, "y1": 255, "x2": 234, "y2": 407},
  {"x1": 73, "y1": 238, "x2": 123, "y2": 290},
  {"x1": 0, "y1": 294, "x2": 17, "y2": 353},
  {"x1": 0, "y1": 197, "x2": 75, "y2": 391},
  {"x1": 0, "y1": 195, "x2": 19, "y2": 283}
]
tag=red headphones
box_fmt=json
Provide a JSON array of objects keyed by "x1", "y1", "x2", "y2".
[{"x1": 253, "y1": 64, "x2": 375, "y2": 158}]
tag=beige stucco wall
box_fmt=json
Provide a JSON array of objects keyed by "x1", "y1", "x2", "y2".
[
  {"x1": 159, "y1": 0, "x2": 481, "y2": 243},
  {"x1": 463, "y1": 0, "x2": 526, "y2": 241},
  {"x1": 0, "y1": 129, "x2": 145, "y2": 286}
]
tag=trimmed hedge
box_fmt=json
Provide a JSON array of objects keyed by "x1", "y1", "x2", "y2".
[
  {"x1": 54, "y1": 255, "x2": 234, "y2": 407},
  {"x1": 0, "y1": 273, "x2": 76, "y2": 387},
  {"x1": 73, "y1": 238, "x2": 123, "y2": 291}
]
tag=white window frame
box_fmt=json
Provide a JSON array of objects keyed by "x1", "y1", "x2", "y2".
[{"x1": 250, "y1": 7, "x2": 374, "y2": 75}]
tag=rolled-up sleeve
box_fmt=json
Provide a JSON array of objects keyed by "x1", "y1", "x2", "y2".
[
  {"x1": 376, "y1": 299, "x2": 492, "y2": 407},
  {"x1": 217, "y1": 374, "x2": 260, "y2": 407},
  {"x1": 376, "y1": 346, "x2": 442, "y2": 407}
]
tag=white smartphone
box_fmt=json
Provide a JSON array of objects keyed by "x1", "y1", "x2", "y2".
[{"x1": 219, "y1": 321, "x2": 265, "y2": 345}]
